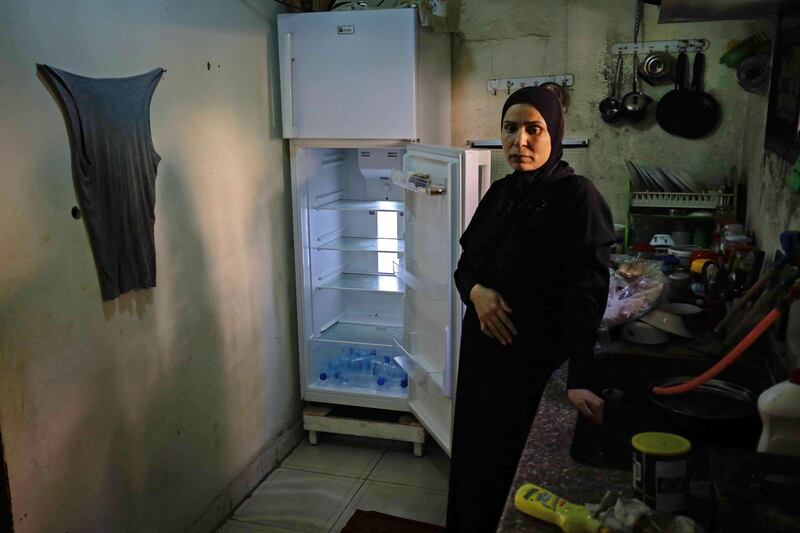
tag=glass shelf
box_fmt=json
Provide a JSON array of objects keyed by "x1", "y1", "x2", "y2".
[
  {"x1": 316, "y1": 199, "x2": 404, "y2": 212},
  {"x1": 340, "y1": 312, "x2": 403, "y2": 328},
  {"x1": 316, "y1": 237, "x2": 405, "y2": 253},
  {"x1": 318, "y1": 273, "x2": 405, "y2": 294},
  {"x1": 314, "y1": 322, "x2": 401, "y2": 347}
]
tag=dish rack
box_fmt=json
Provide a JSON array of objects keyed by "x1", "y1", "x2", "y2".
[{"x1": 630, "y1": 191, "x2": 734, "y2": 209}]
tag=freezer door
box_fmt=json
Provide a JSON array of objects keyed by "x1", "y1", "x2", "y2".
[
  {"x1": 393, "y1": 144, "x2": 489, "y2": 455},
  {"x1": 277, "y1": 9, "x2": 418, "y2": 140}
]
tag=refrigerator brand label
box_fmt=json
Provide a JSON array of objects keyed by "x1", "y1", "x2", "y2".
[{"x1": 337, "y1": 25, "x2": 355, "y2": 35}]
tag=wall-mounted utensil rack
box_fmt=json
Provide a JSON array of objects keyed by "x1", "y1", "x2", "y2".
[
  {"x1": 487, "y1": 74, "x2": 574, "y2": 95},
  {"x1": 611, "y1": 39, "x2": 708, "y2": 55}
]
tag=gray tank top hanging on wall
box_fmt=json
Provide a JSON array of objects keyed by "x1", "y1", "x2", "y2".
[{"x1": 37, "y1": 64, "x2": 165, "y2": 300}]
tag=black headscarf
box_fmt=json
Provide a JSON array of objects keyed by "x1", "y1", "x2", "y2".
[{"x1": 500, "y1": 86, "x2": 574, "y2": 185}]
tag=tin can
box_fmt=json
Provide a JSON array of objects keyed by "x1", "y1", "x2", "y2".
[{"x1": 631, "y1": 432, "x2": 691, "y2": 514}]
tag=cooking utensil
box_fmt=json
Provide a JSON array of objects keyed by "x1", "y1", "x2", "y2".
[
  {"x1": 650, "y1": 377, "x2": 757, "y2": 419},
  {"x1": 684, "y1": 52, "x2": 720, "y2": 138},
  {"x1": 736, "y1": 53, "x2": 771, "y2": 94},
  {"x1": 622, "y1": 1, "x2": 651, "y2": 122},
  {"x1": 639, "y1": 52, "x2": 675, "y2": 85},
  {"x1": 656, "y1": 52, "x2": 692, "y2": 137},
  {"x1": 623, "y1": 53, "x2": 652, "y2": 122},
  {"x1": 599, "y1": 52, "x2": 625, "y2": 123}
]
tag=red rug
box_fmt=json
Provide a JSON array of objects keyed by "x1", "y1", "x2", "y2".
[{"x1": 341, "y1": 510, "x2": 445, "y2": 532}]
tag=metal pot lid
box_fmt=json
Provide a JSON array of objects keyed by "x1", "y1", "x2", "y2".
[{"x1": 649, "y1": 377, "x2": 757, "y2": 420}]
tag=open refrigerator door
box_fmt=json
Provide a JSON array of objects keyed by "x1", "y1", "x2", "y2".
[{"x1": 393, "y1": 144, "x2": 489, "y2": 455}]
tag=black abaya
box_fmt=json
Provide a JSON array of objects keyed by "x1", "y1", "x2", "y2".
[{"x1": 445, "y1": 168, "x2": 615, "y2": 533}]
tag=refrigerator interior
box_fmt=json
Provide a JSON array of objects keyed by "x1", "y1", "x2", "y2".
[{"x1": 297, "y1": 146, "x2": 411, "y2": 409}]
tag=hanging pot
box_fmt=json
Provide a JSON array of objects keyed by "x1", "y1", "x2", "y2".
[{"x1": 599, "y1": 52, "x2": 625, "y2": 123}]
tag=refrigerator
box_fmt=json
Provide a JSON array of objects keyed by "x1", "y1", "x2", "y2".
[{"x1": 278, "y1": 7, "x2": 491, "y2": 455}]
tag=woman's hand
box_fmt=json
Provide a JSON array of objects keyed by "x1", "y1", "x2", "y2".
[
  {"x1": 469, "y1": 284, "x2": 517, "y2": 345},
  {"x1": 567, "y1": 389, "x2": 604, "y2": 424}
]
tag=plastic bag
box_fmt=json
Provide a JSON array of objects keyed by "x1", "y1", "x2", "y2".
[{"x1": 602, "y1": 262, "x2": 667, "y2": 328}]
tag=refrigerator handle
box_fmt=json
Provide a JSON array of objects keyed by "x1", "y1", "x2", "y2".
[{"x1": 280, "y1": 32, "x2": 295, "y2": 138}]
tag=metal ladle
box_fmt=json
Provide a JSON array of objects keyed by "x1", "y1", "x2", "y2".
[
  {"x1": 622, "y1": 0, "x2": 651, "y2": 122},
  {"x1": 599, "y1": 52, "x2": 624, "y2": 123}
]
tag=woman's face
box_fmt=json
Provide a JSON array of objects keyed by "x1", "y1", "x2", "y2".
[{"x1": 501, "y1": 103, "x2": 552, "y2": 172}]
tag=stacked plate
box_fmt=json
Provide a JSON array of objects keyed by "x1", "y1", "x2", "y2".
[{"x1": 625, "y1": 160, "x2": 700, "y2": 193}]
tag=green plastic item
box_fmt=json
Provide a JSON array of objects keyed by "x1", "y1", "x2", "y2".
[
  {"x1": 720, "y1": 33, "x2": 771, "y2": 68},
  {"x1": 788, "y1": 156, "x2": 800, "y2": 193}
]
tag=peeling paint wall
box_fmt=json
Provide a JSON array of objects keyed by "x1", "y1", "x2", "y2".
[
  {"x1": 0, "y1": 1, "x2": 300, "y2": 531},
  {"x1": 452, "y1": 0, "x2": 773, "y2": 224}
]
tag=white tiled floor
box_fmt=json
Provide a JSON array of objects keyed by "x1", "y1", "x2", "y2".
[{"x1": 219, "y1": 435, "x2": 450, "y2": 533}]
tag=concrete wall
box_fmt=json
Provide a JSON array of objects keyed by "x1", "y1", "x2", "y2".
[
  {"x1": 451, "y1": 0, "x2": 772, "y2": 223},
  {"x1": 0, "y1": 1, "x2": 301, "y2": 531}
]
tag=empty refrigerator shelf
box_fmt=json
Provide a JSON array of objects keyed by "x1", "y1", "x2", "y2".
[
  {"x1": 314, "y1": 322, "x2": 401, "y2": 346},
  {"x1": 339, "y1": 312, "x2": 403, "y2": 328},
  {"x1": 315, "y1": 199, "x2": 404, "y2": 212},
  {"x1": 316, "y1": 237, "x2": 405, "y2": 253},
  {"x1": 318, "y1": 272, "x2": 405, "y2": 294}
]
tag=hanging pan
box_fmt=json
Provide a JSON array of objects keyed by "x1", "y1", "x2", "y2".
[
  {"x1": 684, "y1": 52, "x2": 721, "y2": 138},
  {"x1": 656, "y1": 51, "x2": 692, "y2": 137}
]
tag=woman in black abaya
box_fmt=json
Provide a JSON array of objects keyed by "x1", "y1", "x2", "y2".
[{"x1": 446, "y1": 87, "x2": 615, "y2": 532}]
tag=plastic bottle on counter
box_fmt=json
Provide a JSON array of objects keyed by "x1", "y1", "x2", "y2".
[{"x1": 757, "y1": 369, "x2": 800, "y2": 457}]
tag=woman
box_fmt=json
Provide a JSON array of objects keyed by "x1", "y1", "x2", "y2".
[{"x1": 446, "y1": 87, "x2": 615, "y2": 532}]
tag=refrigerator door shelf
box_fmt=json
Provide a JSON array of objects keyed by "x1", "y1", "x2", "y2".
[
  {"x1": 393, "y1": 334, "x2": 447, "y2": 398},
  {"x1": 392, "y1": 260, "x2": 447, "y2": 301},
  {"x1": 314, "y1": 322, "x2": 400, "y2": 347},
  {"x1": 317, "y1": 272, "x2": 405, "y2": 294},
  {"x1": 315, "y1": 199, "x2": 404, "y2": 213},
  {"x1": 391, "y1": 169, "x2": 447, "y2": 195},
  {"x1": 316, "y1": 237, "x2": 405, "y2": 253}
]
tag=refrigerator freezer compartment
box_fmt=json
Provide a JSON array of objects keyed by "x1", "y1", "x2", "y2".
[
  {"x1": 310, "y1": 340, "x2": 408, "y2": 396},
  {"x1": 316, "y1": 199, "x2": 404, "y2": 213},
  {"x1": 318, "y1": 272, "x2": 405, "y2": 294},
  {"x1": 315, "y1": 322, "x2": 401, "y2": 346},
  {"x1": 392, "y1": 334, "x2": 448, "y2": 397},
  {"x1": 316, "y1": 237, "x2": 405, "y2": 253},
  {"x1": 392, "y1": 260, "x2": 447, "y2": 301}
]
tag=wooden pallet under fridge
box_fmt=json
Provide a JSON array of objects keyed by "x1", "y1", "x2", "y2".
[{"x1": 302, "y1": 403, "x2": 427, "y2": 457}]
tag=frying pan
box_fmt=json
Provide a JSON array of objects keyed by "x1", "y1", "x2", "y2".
[
  {"x1": 656, "y1": 52, "x2": 691, "y2": 137},
  {"x1": 684, "y1": 52, "x2": 720, "y2": 138}
]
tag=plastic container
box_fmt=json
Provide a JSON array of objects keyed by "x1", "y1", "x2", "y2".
[
  {"x1": 632, "y1": 432, "x2": 692, "y2": 514},
  {"x1": 757, "y1": 369, "x2": 800, "y2": 457}
]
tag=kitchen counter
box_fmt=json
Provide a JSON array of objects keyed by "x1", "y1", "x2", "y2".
[
  {"x1": 496, "y1": 333, "x2": 783, "y2": 532},
  {"x1": 497, "y1": 364, "x2": 629, "y2": 532}
]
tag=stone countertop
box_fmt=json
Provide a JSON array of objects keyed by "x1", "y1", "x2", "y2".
[{"x1": 496, "y1": 364, "x2": 630, "y2": 532}]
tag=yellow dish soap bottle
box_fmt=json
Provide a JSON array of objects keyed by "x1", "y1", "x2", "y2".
[{"x1": 514, "y1": 483, "x2": 605, "y2": 533}]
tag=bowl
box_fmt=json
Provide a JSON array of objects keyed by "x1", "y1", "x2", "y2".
[
  {"x1": 640, "y1": 309, "x2": 692, "y2": 338},
  {"x1": 621, "y1": 320, "x2": 671, "y2": 345},
  {"x1": 659, "y1": 302, "x2": 705, "y2": 331}
]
